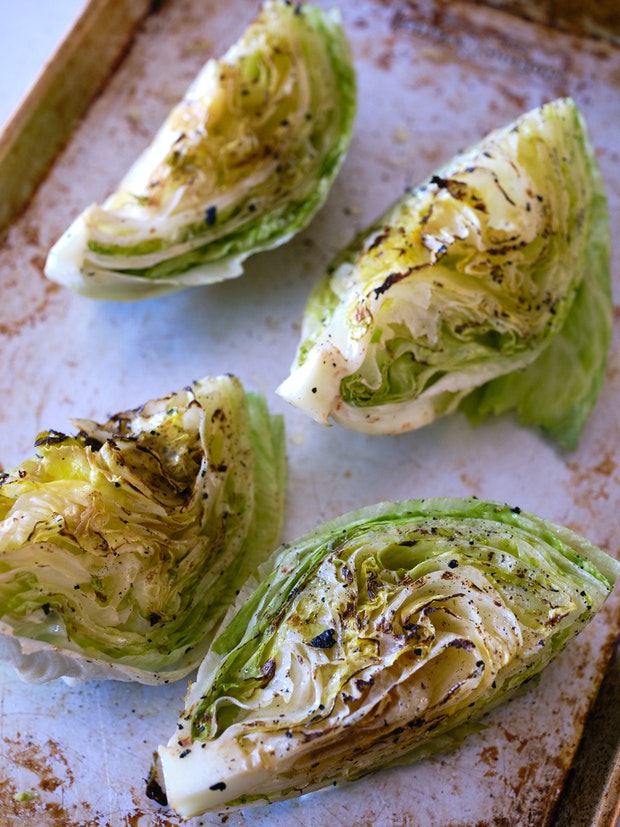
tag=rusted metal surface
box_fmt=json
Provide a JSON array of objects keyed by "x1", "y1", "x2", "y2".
[{"x1": 0, "y1": 1, "x2": 618, "y2": 824}]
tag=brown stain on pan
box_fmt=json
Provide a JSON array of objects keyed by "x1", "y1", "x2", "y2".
[
  {"x1": 0, "y1": 736, "x2": 182, "y2": 827},
  {"x1": 467, "y1": 0, "x2": 620, "y2": 46},
  {"x1": 0, "y1": 266, "x2": 61, "y2": 341},
  {"x1": 2, "y1": 736, "x2": 74, "y2": 789},
  {"x1": 384, "y1": 0, "x2": 571, "y2": 84}
]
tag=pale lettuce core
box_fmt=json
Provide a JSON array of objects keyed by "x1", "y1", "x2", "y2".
[
  {"x1": 0, "y1": 375, "x2": 286, "y2": 684},
  {"x1": 44, "y1": 1, "x2": 357, "y2": 300},
  {"x1": 159, "y1": 497, "x2": 618, "y2": 817},
  {"x1": 277, "y1": 98, "x2": 611, "y2": 448}
]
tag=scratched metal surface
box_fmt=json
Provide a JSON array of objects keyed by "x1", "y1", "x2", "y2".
[{"x1": 0, "y1": 1, "x2": 619, "y2": 825}]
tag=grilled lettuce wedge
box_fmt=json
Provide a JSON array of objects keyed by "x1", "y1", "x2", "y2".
[
  {"x1": 0, "y1": 375, "x2": 286, "y2": 684},
  {"x1": 44, "y1": 1, "x2": 356, "y2": 300},
  {"x1": 277, "y1": 98, "x2": 611, "y2": 448},
  {"x1": 159, "y1": 497, "x2": 618, "y2": 816}
]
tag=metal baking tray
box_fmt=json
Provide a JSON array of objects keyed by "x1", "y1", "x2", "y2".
[{"x1": 0, "y1": 1, "x2": 618, "y2": 824}]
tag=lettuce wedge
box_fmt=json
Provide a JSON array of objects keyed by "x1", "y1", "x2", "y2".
[
  {"x1": 277, "y1": 98, "x2": 611, "y2": 448},
  {"x1": 159, "y1": 497, "x2": 618, "y2": 816},
  {"x1": 44, "y1": 1, "x2": 356, "y2": 300},
  {"x1": 0, "y1": 375, "x2": 286, "y2": 684}
]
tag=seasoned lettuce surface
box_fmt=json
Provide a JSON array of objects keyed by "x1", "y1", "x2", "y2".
[
  {"x1": 0, "y1": 376, "x2": 286, "y2": 684},
  {"x1": 44, "y1": 1, "x2": 356, "y2": 300},
  {"x1": 159, "y1": 497, "x2": 618, "y2": 817},
  {"x1": 277, "y1": 98, "x2": 611, "y2": 448}
]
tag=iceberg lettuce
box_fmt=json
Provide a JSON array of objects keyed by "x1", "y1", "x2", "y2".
[
  {"x1": 44, "y1": 1, "x2": 356, "y2": 300},
  {"x1": 159, "y1": 497, "x2": 618, "y2": 816},
  {"x1": 0, "y1": 375, "x2": 286, "y2": 684},
  {"x1": 277, "y1": 98, "x2": 611, "y2": 448}
]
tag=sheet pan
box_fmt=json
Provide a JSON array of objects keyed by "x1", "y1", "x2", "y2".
[{"x1": 0, "y1": 1, "x2": 619, "y2": 824}]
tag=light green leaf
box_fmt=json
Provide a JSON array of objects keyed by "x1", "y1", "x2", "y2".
[
  {"x1": 0, "y1": 376, "x2": 286, "y2": 684},
  {"x1": 44, "y1": 1, "x2": 356, "y2": 300},
  {"x1": 159, "y1": 497, "x2": 618, "y2": 817},
  {"x1": 277, "y1": 98, "x2": 611, "y2": 448}
]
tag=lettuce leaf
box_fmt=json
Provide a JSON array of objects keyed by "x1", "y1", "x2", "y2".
[
  {"x1": 277, "y1": 98, "x2": 611, "y2": 448},
  {"x1": 159, "y1": 497, "x2": 618, "y2": 816},
  {"x1": 44, "y1": 1, "x2": 356, "y2": 300},
  {"x1": 0, "y1": 375, "x2": 286, "y2": 684}
]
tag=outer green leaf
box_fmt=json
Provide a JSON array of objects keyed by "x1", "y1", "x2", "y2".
[
  {"x1": 277, "y1": 98, "x2": 611, "y2": 447},
  {"x1": 0, "y1": 376, "x2": 286, "y2": 683},
  {"x1": 44, "y1": 1, "x2": 356, "y2": 300},
  {"x1": 159, "y1": 497, "x2": 618, "y2": 817}
]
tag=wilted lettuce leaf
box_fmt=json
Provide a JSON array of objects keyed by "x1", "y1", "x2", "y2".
[
  {"x1": 159, "y1": 497, "x2": 618, "y2": 817},
  {"x1": 277, "y1": 98, "x2": 611, "y2": 448},
  {"x1": 44, "y1": 0, "x2": 356, "y2": 300},
  {"x1": 0, "y1": 375, "x2": 286, "y2": 684}
]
